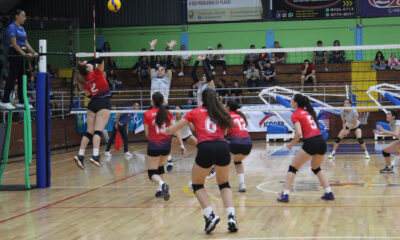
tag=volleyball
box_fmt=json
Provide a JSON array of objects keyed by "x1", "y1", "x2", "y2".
[{"x1": 107, "y1": 0, "x2": 121, "y2": 13}]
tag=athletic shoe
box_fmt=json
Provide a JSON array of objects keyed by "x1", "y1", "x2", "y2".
[
  {"x1": 74, "y1": 155, "x2": 85, "y2": 170},
  {"x1": 155, "y1": 190, "x2": 164, "y2": 198},
  {"x1": 365, "y1": 153, "x2": 370, "y2": 159},
  {"x1": 227, "y1": 214, "x2": 238, "y2": 232},
  {"x1": 325, "y1": 67, "x2": 329, "y2": 72},
  {"x1": 104, "y1": 151, "x2": 112, "y2": 157},
  {"x1": 243, "y1": 71, "x2": 247, "y2": 75},
  {"x1": 380, "y1": 166, "x2": 394, "y2": 173},
  {"x1": 206, "y1": 167, "x2": 216, "y2": 180},
  {"x1": 212, "y1": 71, "x2": 216, "y2": 75},
  {"x1": 321, "y1": 192, "x2": 335, "y2": 200},
  {"x1": 167, "y1": 159, "x2": 173, "y2": 172},
  {"x1": 223, "y1": 71, "x2": 226, "y2": 75},
  {"x1": 124, "y1": 152, "x2": 133, "y2": 158},
  {"x1": 90, "y1": 155, "x2": 102, "y2": 168},
  {"x1": 0, "y1": 102, "x2": 15, "y2": 110},
  {"x1": 204, "y1": 212, "x2": 220, "y2": 234},
  {"x1": 15, "y1": 103, "x2": 33, "y2": 109},
  {"x1": 328, "y1": 153, "x2": 335, "y2": 159},
  {"x1": 162, "y1": 183, "x2": 170, "y2": 201},
  {"x1": 238, "y1": 183, "x2": 246, "y2": 193},
  {"x1": 277, "y1": 193, "x2": 289, "y2": 202},
  {"x1": 178, "y1": 72, "x2": 184, "y2": 77}
]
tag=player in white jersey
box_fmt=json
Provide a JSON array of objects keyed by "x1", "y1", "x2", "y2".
[
  {"x1": 149, "y1": 39, "x2": 176, "y2": 104},
  {"x1": 191, "y1": 55, "x2": 214, "y2": 107},
  {"x1": 167, "y1": 105, "x2": 197, "y2": 172}
]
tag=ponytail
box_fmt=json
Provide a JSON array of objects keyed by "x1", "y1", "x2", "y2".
[
  {"x1": 152, "y1": 92, "x2": 172, "y2": 127},
  {"x1": 227, "y1": 99, "x2": 248, "y2": 126},
  {"x1": 293, "y1": 94, "x2": 319, "y2": 128},
  {"x1": 202, "y1": 88, "x2": 233, "y2": 129}
]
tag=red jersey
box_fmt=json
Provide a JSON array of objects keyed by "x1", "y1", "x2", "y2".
[
  {"x1": 84, "y1": 69, "x2": 110, "y2": 97},
  {"x1": 291, "y1": 108, "x2": 321, "y2": 139},
  {"x1": 143, "y1": 107, "x2": 174, "y2": 149},
  {"x1": 228, "y1": 111, "x2": 252, "y2": 145},
  {"x1": 301, "y1": 64, "x2": 315, "y2": 75},
  {"x1": 184, "y1": 107, "x2": 226, "y2": 145}
]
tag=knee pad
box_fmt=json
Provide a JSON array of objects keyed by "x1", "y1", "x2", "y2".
[
  {"x1": 157, "y1": 166, "x2": 165, "y2": 175},
  {"x1": 93, "y1": 130, "x2": 103, "y2": 137},
  {"x1": 218, "y1": 182, "x2": 231, "y2": 190},
  {"x1": 192, "y1": 184, "x2": 204, "y2": 193},
  {"x1": 382, "y1": 151, "x2": 391, "y2": 157},
  {"x1": 288, "y1": 165, "x2": 298, "y2": 174},
  {"x1": 234, "y1": 161, "x2": 242, "y2": 165},
  {"x1": 334, "y1": 137, "x2": 341, "y2": 143},
  {"x1": 357, "y1": 138, "x2": 364, "y2": 145},
  {"x1": 147, "y1": 169, "x2": 158, "y2": 180},
  {"x1": 312, "y1": 167, "x2": 321, "y2": 175},
  {"x1": 84, "y1": 132, "x2": 93, "y2": 140}
]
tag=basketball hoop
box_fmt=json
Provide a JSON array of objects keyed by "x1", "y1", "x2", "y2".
[{"x1": 359, "y1": 111, "x2": 370, "y2": 125}]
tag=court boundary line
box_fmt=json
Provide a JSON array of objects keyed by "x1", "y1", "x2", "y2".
[{"x1": 211, "y1": 237, "x2": 400, "y2": 240}]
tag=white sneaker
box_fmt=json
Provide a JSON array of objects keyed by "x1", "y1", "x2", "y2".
[
  {"x1": 365, "y1": 153, "x2": 370, "y2": 159},
  {"x1": 238, "y1": 183, "x2": 246, "y2": 192},
  {"x1": 0, "y1": 102, "x2": 15, "y2": 110},
  {"x1": 210, "y1": 65, "x2": 215, "y2": 70},
  {"x1": 212, "y1": 71, "x2": 216, "y2": 75},
  {"x1": 178, "y1": 72, "x2": 184, "y2": 77},
  {"x1": 328, "y1": 153, "x2": 335, "y2": 159},
  {"x1": 15, "y1": 103, "x2": 33, "y2": 109},
  {"x1": 222, "y1": 71, "x2": 226, "y2": 75},
  {"x1": 104, "y1": 151, "x2": 112, "y2": 157},
  {"x1": 206, "y1": 167, "x2": 216, "y2": 180},
  {"x1": 243, "y1": 71, "x2": 247, "y2": 75},
  {"x1": 325, "y1": 67, "x2": 329, "y2": 72},
  {"x1": 124, "y1": 152, "x2": 133, "y2": 157}
]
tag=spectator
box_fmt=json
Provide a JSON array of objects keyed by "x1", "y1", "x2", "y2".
[
  {"x1": 154, "y1": 55, "x2": 165, "y2": 70},
  {"x1": 188, "y1": 82, "x2": 198, "y2": 106},
  {"x1": 261, "y1": 60, "x2": 277, "y2": 86},
  {"x1": 213, "y1": 43, "x2": 227, "y2": 75},
  {"x1": 47, "y1": 64, "x2": 57, "y2": 78},
  {"x1": 101, "y1": 41, "x2": 117, "y2": 71},
  {"x1": 271, "y1": 41, "x2": 287, "y2": 64},
  {"x1": 107, "y1": 69, "x2": 122, "y2": 91},
  {"x1": 258, "y1": 46, "x2": 269, "y2": 69},
  {"x1": 137, "y1": 56, "x2": 150, "y2": 86},
  {"x1": 132, "y1": 48, "x2": 146, "y2": 74},
  {"x1": 329, "y1": 40, "x2": 345, "y2": 63},
  {"x1": 372, "y1": 51, "x2": 387, "y2": 70},
  {"x1": 205, "y1": 46, "x2": 215, "y2": 74},
  {"x1": 388, "y1": 53, "x2": 400, "y2": 70},
  {"x1": 177, "y1": 44, "x2": 191, "y2": 76},
  {"x1": 243, "y1": 44, "x2": 258, "y2": 74},
  {"x1": 301, "y1": 60, "x2": 317, "y2": 92},
  {"x1": 246, "y1": 64, "x2": 260, "y2": 91},
  {"x1": 230, "y1": 79, "x2": 243, "y2": 104},
  {"x1": 216, "y1": 79, "x2": 228, "y2": 103},
  {"x1": 313, "y1": 40, "x2": 328, "y2": 72}
]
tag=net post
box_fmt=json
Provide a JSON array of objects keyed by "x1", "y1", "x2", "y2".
[{"x1": 36, "y1": 39, "x2": 51, "y2": 188}]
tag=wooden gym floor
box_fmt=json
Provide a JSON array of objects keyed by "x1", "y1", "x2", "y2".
[{"x1": 1, "y1": 139, "x2": 400, "y2": 239}]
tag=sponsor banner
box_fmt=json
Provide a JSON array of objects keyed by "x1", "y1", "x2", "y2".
[
  {"x1": 187, "y1": 0, "x2": 263, "y2": 22},
  {"x1": 273, "y1": 0, "x2": 356, "y2": 20},
  {"x1": 75, "y1": 113, "x2": 144, "y2": 134},
  {"x1": 361, "y1": 0, "x2": 400, "y2": 16},
  {"x1": 242, "y1": 105, "x2": 293, "y2": 132}
]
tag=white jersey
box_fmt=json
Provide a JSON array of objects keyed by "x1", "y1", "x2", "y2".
[
  {"x1": 179, "y1": 124, "x2": 192, "y2": 139},
  {"x1": 151, "y1": 73, "x2": 171, "y2": 103},
  {"x1": 390, "y1": 120, "x2": 400, "y2": 131}
]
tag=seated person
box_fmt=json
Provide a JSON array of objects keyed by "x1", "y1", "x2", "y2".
[
  {"x1": 213, "y1": 43, "x2": 227, "y2": 75},
  {"x1": 329, "y1": 40, "x2": 345, "y2": 63},
  {"x1": 107, "y1": 69, "x2": 121, "y2": 91},
  {"x1": 300, "y1": 60, "x2": 317, "y2": 92},
  {"x1": 230, "y1": 80, "x2": 243, "y2": 104},
  {"x1": 205, "y1": 46, "x2": 215, "y2": 74},
  {"x1": 271, "y1": 41, "x2": 287, "y2": 64},
  {"x1": 154, "y1": 55, "x2": 165, "y2": 70},
  {"x1": 177, "y1": 44, "x2": 191, "y2": 76},
  {"x1": 372, "y1": 51, "x2": 387, "y2": 70},
  {"x1": 388, "y1": 53, "x2": 400, "y2": 70},
  {"x1": 246, "y1": 64, "x2": 260, "y2": 91},
  {"x1": 101, "y1": 41, "x2": 117, "y2": 71},
  {"x1": 137, "y1": 56, "x2": 150, "y2": 86},
  {"x1": 261, "y1": 60, "x2": 277, "y2": 86},
  {"x1": 258, "y1": 46, "x2": 269, "y2": 69},
  {"x1": 132, "y1": 48, "x2": 146, "y2": 74},
  {"x1": 313, "y1": 40, "x2": 328, "y2": 71},
  {"x1": 243, "y1": 44, "x2": 258, "y2": 74}
]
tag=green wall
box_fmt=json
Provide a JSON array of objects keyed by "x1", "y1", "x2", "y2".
[{"x1": 77, "y1": 17, "x2": 400, "y2": 68}]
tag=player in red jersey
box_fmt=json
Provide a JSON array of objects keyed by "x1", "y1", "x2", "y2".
[
  {"x1": 278, "y1": 94, "x2": 334, "y2": 202},
  {"x1": 226, "y1": 99, "x2": 252, "y2": 192},
  {"x1": 144, "y1": 92, "x2": 186, "y2": 201},
  {"x1": 74, "y1": 57, "x2": 111, "y2": 170},
  {"x1": 166, "y1": 88, "x2": 238, "y2": 234}
]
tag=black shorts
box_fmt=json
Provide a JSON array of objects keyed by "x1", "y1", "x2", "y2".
[
  {"x1": 87, "y1": 97, "x2": 111, "y2": 113},
  {"x1": 346, "y1": 125, "x2": 361, "y2": 132},
  {"x1": 173, "y1": 134, "x2": 192, "y2": 142},
  {"x1": 195, "y1": 141, "x2": 230, "y2": 168},
  {"x1": 147, "y1": 148, "x2": 171, "y2": 157},
  {"x1": 302, "y1": 135, "x2": 327, "y2": 156},
  {"x1": 229, "y1": 143, "x2": 252, "y2": 155}
]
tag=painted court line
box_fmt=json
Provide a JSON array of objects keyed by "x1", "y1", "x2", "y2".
[{"x1": 211, "y1": 237, "x2": 400, "y2": 240}]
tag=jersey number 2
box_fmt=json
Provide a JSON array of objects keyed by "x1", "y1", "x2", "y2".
[{"x1": 234, "y1": 118, "x2": 247, "y2": 131}]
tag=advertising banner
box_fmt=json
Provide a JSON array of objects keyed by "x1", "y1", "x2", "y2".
[
  {"x1": 361, "y1": 0, "x2": 400, "y2": 16},
  {"x1": 75, "y1": 113, "x2": 144, "y2": 134},
  {"x1": 187, "y1": 0, "x2": 263, "y2": 22},
  {"x1": 273, "y1": 0, "x2": 356, "y2": 20}
]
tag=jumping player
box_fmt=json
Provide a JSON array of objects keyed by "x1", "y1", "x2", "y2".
[
  {"x1": 74, "y1": 57, "x2": 111, "y2": 169},
  {"x1": 165, "y1": 88, "x2": 238, "y2": 234},
  {"x1": 328, "y1": 99, "x2": 370, "y2": 159},
  {"x1": 226, "y1": 99, "x2": 252, "y2": 192},
  {"x1": 278, "y1": 94, "x2": 335, "y2": 202}
]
